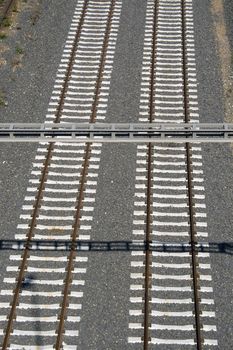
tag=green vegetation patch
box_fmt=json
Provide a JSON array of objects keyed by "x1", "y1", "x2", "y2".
[
  {"x1": 0, "y1": 32, "x2": 6, "y2": 39},
  {"x1": 15, "y1": 45, "x2": 23, "y2": 54},
  {"x1": 0, "y1": 90, "x2": 6, "y2": 107},
  {"x1": 2, "y1": 17, "x2": 11, "y2": 27}
]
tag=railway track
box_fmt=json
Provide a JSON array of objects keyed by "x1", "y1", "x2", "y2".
[
  {"x1": 0, "y1": 0, "x2": 122, "y2": 348},
  {"x1": 0, "y1": 0, "x2": 220, "y2": 348},
  {"x1": 129, "y1": 0, "x2": 217, "y2": 349}
]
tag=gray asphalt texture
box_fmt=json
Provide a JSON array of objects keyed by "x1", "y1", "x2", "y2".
[
  {"x1": 194, "y1": 0, "x2": 233, "y2": 349},
  {"x1": 224, "y1": 0, "x2": 233, "y2": 54},
  {"x1": 0, "y1": 0, "x2": 232, "y2": 349}
]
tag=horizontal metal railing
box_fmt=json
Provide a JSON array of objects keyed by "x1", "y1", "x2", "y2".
[{"x1": 0, "y1": 123, "x2": 232, "y2": 142}]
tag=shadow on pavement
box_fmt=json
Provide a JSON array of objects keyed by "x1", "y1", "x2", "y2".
[{"x1": 0, "y1": 239, "x2": 232, "y2": 254}]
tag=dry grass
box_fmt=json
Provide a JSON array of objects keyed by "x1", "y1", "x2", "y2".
[
  {"x1": 0, "y1": 90, "x2": 6, "y2": 106},
  {"x1": 11, "y1": 54, "x2": 22, "y2": 71},
  {"x1": 211, "y1": 0, "x2": 233, "y2": 124}
]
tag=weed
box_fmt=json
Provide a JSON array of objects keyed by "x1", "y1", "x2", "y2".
[
  {"x1": 2, "y1": 17, "x2": 11, "y2": 27},
  {"x1": 12, "y1": 55, "x2": 22, "y2": 71},
  {"x1": 0, "y1": 91, "x2": 6, "y2": 107},
  {"x1": 16, "y1": 46, "x2": 23, "y2": 54},
  {"x1": 0, "y1": 32, "x2": 6, "y2": 39},
  {"x1": 13, "y1": 4, "x2": 18, "y2": 12}
]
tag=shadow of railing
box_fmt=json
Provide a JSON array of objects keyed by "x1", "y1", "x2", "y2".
[{"x1": 0, "y1": 239, "x2": 232, "y2": 254}]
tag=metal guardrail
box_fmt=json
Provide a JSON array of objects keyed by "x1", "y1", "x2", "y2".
[{"x1": 0, "y1": 123, "x2": 232, "y2": 143}]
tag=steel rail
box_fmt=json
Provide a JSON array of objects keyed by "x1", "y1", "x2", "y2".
[
  {"x1": 1, "y1": 0, "x2": 89, "y2": 348},
  {"x1": 54, "y1": 142, "x2": 91, "y2": 348},
  {"x1": 0, "y1": 0, "x2": 16, "y2": 26},
  {"x1": 182, "y1": 0, "x2": 203, "y2": 348},
  {"x1": 143, "y1": 0, "x2": 158, "y2": 348},
  {"x1": 144, "y1": 143, "x2": 152, "y2": 349},
  {"x1": 54, "y1": 0, "x2": 116, "y2": 348}
]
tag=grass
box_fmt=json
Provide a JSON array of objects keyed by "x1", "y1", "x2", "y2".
[
  {"x1": 12, "y1": 4, "x2": 18, "y2": 12},
  {"x1": 0, "y1": 32, "x2": 6, "y2": 39},
  {"x1": 15, "y1": 46, "x2": 23, "y2": 54},
  {"x1": 2, "y1": 17, "x2": 11, "y2": 27},
  {"x1": 0, "y1": 91, "x2": 6, "y2": 107},
  {"x1": 0, "y1": 98, "x2": 5, "y2": 106}
]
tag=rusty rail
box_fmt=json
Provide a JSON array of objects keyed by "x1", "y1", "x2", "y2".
[
  {"x1": 143, "y1": 0, "x2": 158, "y2": 348},
  {"x1": 181, "y1": 0, "x2": 203, "y2": 348}
]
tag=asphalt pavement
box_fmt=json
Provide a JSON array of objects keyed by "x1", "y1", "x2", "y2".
[{"x1": 194, "y1": 1, "x2": 233, "y2": 348}]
